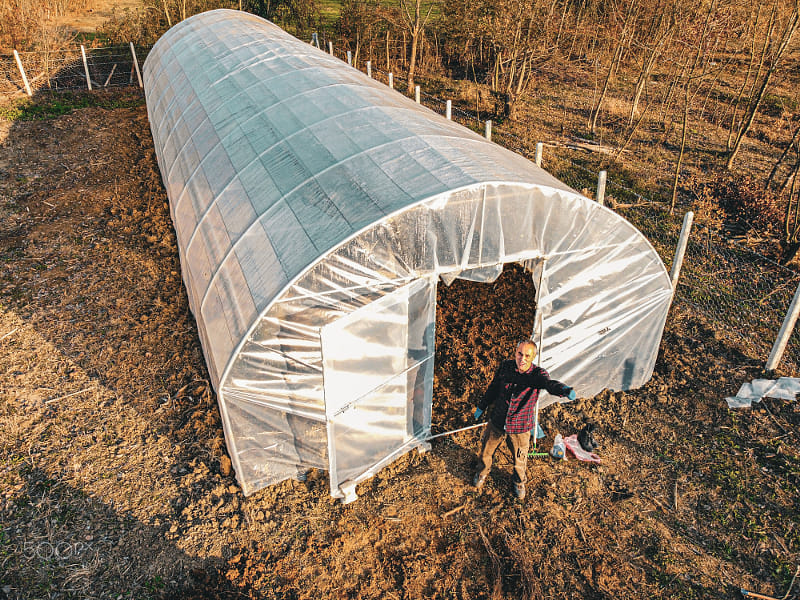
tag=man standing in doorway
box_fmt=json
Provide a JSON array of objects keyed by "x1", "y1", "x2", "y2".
[{"x1": 472, "y1": 339, "x2": 576, "y2": 499}]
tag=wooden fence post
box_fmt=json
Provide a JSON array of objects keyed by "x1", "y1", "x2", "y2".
[
  {"x1": 130, "y1": 42, "x2": 143, "y2": 88},
  {"x1": 103, "y1": 64, "x2": 117, "y2": 87},
  {"x1": 13, "y1": 50, "x2": 32, "y2": 96}
]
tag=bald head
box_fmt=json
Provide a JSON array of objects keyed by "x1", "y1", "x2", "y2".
[{"x1": 515, "y1": 340, "x2": 537, "y2": 372}]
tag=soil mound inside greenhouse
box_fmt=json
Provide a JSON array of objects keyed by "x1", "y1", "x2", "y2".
[{"x1": 1, "y1": 93, "x2": 799, "y2": 600}]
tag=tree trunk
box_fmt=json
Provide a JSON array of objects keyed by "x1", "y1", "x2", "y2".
[
  {"x1": 402, "y1": 0, "x2": 433, "y2": 95},
  {"x1": 781, "y1": 153, "x2": 800, "y2": 195},
  {"x1": 725, "y1": 1, "x2": 765, "y2": 149},
  {"x1": 567, "y1": 0, "x2": 587, "y2": 60},
  {"x1": 629, "y1": 4, "x2": 673, "y2": 126},
  {"x1": 161, "y1": 0, "x2": 173, "y2": 27},
  {"x1": 555, "y1": 0, "x2": 570, "y2": 49},
  {"x1": 589, "y1": 42, "x2": 623, "y2": 134},
  {"x1": 767, "y1": 123, "x2": 800, "y2": 189},
  {"x1": 671, "y1": 82, "x2": 690, "y2": 214},
  {"x1": 671, "y1": 0, "x2": 717, "y2": 212},
  {"x1": 629, "y1": 40, "x2": 663, "y2": 126},
  {"x1": 589, "y1": 0, "x2": 638, "y2": 134},
  {"x1": 781, "y1": 158, "x2": 800, "y2": 263},
  {"x1": 615, "y1": 102, "x2": 651, "y2": 162},
  {"x1": 727, "y1": 5, "x2": 798, "y2": 170}
]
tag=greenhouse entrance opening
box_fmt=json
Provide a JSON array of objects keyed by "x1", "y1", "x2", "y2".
[
  {"x1": 433, "y1": 263, "x2": 540, "y2": 437},
  {"x1": 320, "y1": 278, "x2": 436, "y2": 502}
]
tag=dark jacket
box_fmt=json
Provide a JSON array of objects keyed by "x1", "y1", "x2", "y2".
[{"x1": 478, "y1": 359, "x2": 571, "y2": 433}]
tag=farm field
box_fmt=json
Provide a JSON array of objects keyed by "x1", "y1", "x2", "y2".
[
  {"x1": 1, "y1": 1, "x2": 800, "y2": 598},
  {"x1": 0, "y1": 87, "x2": 798, "y2": 600}
]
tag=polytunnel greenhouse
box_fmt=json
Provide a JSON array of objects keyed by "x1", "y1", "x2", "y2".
[{"x1": 143, "y1": 9, "x2": 674, "y2": 501}]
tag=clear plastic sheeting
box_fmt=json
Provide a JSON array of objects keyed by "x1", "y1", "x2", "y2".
[
  {"x1": 143, "y1": 9, "x2": 673, "y2": 498},
  {"x1": 726, "y1": 378, "x2": 800, "y2": 408}
]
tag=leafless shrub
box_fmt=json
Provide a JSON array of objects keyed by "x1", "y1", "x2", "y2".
[
  {"x1": 0, "y1": 0, "x2": 89, "y2": 51},
  {"x1": 689, "y1": 172, "x2": 783, "y2": 238}
]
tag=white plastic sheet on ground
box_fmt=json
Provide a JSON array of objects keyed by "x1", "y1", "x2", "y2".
[
  {"x1": 726, "y1": 378, "x2": 800, "y2": 408},
  {"x1": 143, "y1": 9, "x2": 674, "y2": 499}
]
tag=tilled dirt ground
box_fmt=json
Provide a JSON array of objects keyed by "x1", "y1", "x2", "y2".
[{"x1": 1, "y1": 92, "x2": 799, "y2": 600}]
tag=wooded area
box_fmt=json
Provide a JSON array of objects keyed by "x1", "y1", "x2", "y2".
[{"x1": 1, "y1": 0, "x2": 799, "y2": 261}]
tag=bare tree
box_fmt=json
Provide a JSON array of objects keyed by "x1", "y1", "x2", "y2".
[
  {"x1": 726, "y1": 0, "x2": 799, "y2": 169},
  {"x1": 337, "y1": 0, "x2": 389, "y2": 67},
  {"x1": 724, "y1": 1, "x2": 767, "y2": 150},
  {"x1": 670, "y1": 0, "x2": 721, "y2": 212},
  {"x1": 161, "y1": 0, "x2": 173, "y2": 27},
  {"x1": 628, "y1": 0, "x2": 675, "y2": 126},
  {"x1": 441, "y1": 0, "x2": 549, "y2": 119},
  {"x1": 767, "y1": 121, "x2": 800, "y2": 189},
  {"x1": 243, "y1": 0, "x2": 319, "y2": 32},
  {"x1": 777, "y1": 129, "x2": 800, "y2": 261},
  {"x1": 488, "y1": 0, "x2": 542, "y2": 119},
  {"x1": 400, "y1": 0, "x2": 436, "y2": 94},
  {"x1": 588, "y1": 0, "x2": 640, "y2": 135}
]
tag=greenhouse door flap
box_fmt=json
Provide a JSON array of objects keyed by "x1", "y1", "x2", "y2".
[{"x1": 320, "y1": 278, "x2": 435, "y2": 502}]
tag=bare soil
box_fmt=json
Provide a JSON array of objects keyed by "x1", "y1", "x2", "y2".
[{"x1": 1, "y1": 90, "x2": 799, "y2": 600}]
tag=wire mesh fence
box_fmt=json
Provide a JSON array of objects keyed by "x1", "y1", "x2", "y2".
[
  {"x1": 0, "y1": 45, "x2": 151, "y2": 96},
  {"x1": 2, "y1": 42, "x2": 799, "y2": 377}
]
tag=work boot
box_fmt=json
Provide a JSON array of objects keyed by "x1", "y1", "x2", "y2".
[
  {"x1": 513, "y1": 482, "x2": 526, "y2": 500},
  {"x1": 473, "y1": 473, "x2": 486, "y2": 489}
]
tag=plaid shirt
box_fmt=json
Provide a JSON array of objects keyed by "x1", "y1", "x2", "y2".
[{"x1": 478, "y1": 360, "x2": 571, "y2": 434}]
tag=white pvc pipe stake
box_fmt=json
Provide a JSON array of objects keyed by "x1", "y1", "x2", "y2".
[
  {"x1": 388, "y1": 72, "x2": 393, "y2": 89},
  {"x1": 446, "y1": 99, "x2": 452, "y2": 120},
  {"x1": 485, "y1": 120, "x2": 492, "y2": 140},
  {"x1": 130, "y1": 42, "x2": 143, "y2": 88},
  {"x1": 81, "y1": 45, "x2": 92, "y2": 90},
  {"x1": 13, "y1": 50, "x2": 32, "y2": 96},
  {"x1": 670, "y1": 211, "x2": 694, "y2": 289},
  {"x1": 427, "y1": 422, "x2": 486, "y2": 441},
  {"x1": 346, "y1": 50, "x2": 352, "y2": 66},
  {"x1": 535, "y1": 142, "x2": 543, "y2": 167},
  {"x1": 596, "y1": 170, "x2": 607, "y2": 206},
  {"x1": 415, "y1": 85, "x2": 420, "y2": 104},
  {"x1": 366, "y1": 61, "x2": 371, "y2": 78},
  {"x1": 767, "y1": 279, "x2": 800, "y2": 372},
  {"x1": 328, "y1": 41, "x2": 333, "y2": 55}
]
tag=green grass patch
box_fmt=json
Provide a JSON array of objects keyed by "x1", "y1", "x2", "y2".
[
  {"x1": 317, "y1": 0, "x2": 341, "y2": 27},
  {"x1": 0, "y1": 91, "x2": 144, "y2": 122}
]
